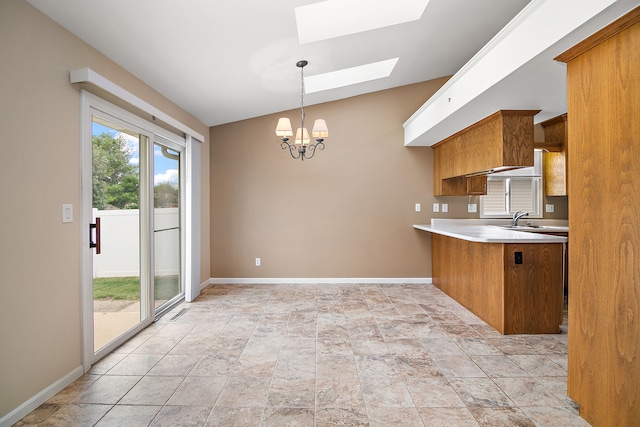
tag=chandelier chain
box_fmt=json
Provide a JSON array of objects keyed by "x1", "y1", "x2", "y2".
[{"x1": 300, "y1": 64, "x2": 305, "y2": 130}]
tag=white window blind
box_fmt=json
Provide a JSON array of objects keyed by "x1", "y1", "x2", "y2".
[
  {"x1": 510, "y1": 178, "x2": 535, "y2": 212},
  {"x1": 483, "y1": 178, "x2": 507, "y2": 215}
]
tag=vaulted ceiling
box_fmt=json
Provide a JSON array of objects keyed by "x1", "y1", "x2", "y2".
[
  {"x1": 26, "y1": 0, "x2": 640, "y2": 145},
  {"x1": 26, "y1": 0, "x2": 529, "y2": 126}
]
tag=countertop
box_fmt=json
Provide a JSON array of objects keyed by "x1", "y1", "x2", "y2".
[{"x1": 413, "y1": 219, "x2": 568, "y2": 244}]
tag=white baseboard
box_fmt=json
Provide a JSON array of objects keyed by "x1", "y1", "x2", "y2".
[
  {"x1": 200, "y1": 278, "x2": 212, "y2": 290},
  {"x1": 208, "y1": 277, "x2": 432, "y2": 285},
  {"x1": 0, "y1": 365, "x2": 83, "y2": 427}
]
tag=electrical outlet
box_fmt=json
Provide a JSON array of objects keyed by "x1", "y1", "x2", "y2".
[
  {"x1": 415, "y1": 203, "x2": 421, "y2": 212},
  {"x1": 433, "y1": 203, "x2": 440, "y2": 212},
  {"x1": 442, "y1": 204, "x2": 448, "y2": 213},
  {"x1": 255, "y1": 258, "x2": 261, "y2": 267},
  {"x1": 515, "y1": 252, "x2": 523, "y2": 264},
  {"x1": 545, "y1": 204, "x2": 555, "y2": 213},
  {"x1": 467, "y1": 204, "x2": 477, "y2": 213}
]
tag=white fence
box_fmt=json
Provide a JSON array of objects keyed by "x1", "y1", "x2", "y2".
[{"x1": 93, "y1": 208, "x2": 180, "y2": 278}]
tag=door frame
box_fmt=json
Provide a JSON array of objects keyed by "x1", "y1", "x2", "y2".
[{"x1": 80, "y1": 91, "x2": 189, "y2": 370}]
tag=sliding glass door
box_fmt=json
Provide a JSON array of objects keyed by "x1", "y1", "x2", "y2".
[{"x1": 91, "y1": 116, "x2": 152, "y2": 356}]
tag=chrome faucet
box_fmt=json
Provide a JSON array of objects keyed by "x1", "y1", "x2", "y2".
[{"x1": 512, "y1": 211, "x2": 529, "y2": 226}]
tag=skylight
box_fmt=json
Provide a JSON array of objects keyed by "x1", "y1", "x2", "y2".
[
  {"x1": 304, "y1": 58, "x2": 400, "y2": 94},
  {"x1": 295, "y1": 0, "x2": 430, "y2": 44}
]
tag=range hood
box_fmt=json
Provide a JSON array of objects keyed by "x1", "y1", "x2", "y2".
[{"x1": 465, "y1": 166, "x2": 525, "y2": 177}]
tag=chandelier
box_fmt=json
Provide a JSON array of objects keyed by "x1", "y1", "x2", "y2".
[{"x1": 275, "y1": 60, "x2": 329, "y2": 161}]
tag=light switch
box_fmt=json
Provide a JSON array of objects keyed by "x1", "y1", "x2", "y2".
[
  {"x1": 62, "y1": 204, "x2": 73, "y2": 223},
  {"x1": 433, "y1": 203, "x2": 439, "y2": 212},
  {"x1": 415, "y1": 203, "x2": 421, "y2": 212}
]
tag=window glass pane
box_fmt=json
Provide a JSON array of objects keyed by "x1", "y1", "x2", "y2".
[{"x1": 91, "y1": 117, "x2": 146, "y2": 353}]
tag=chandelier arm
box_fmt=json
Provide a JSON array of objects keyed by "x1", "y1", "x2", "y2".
[
  {"x1": 280, "y1": 139, "x2": 301, "y2": 159},
  {"x1": 302, "y1": 140, "x2": 326, "y2": 160}
]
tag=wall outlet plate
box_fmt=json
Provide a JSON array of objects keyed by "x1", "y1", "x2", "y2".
[
  {"x1": 415, "y1": 203, "x2": 421, "y2": 212},
  {"x1": 545, "y1": 204, "x2": 555, "y2": 213},
  {"x1": 62, "y1": 204, "x2": 73, "y2": 223},
  {"x1": 467, "y1": 204, "x2": 477, "y2": 213},
  {"x1": 255, "y1": 258, "x2": 261, "y2": 267},
  {"x1": 433, "y1": 203, "x2": 439, "y2": 212},
  {"x1": 442, "y1": 204, "x2": 448, "y2": 213}
]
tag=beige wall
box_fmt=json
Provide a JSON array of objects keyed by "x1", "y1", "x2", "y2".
[
  {"x1": 210, "y1": 79, "x2": 451, "y2": 279},
  {"x1": 209, "y1": 80, "x2": 568, "y2": 280},
  {"x1": 427, "y1": 194, "x2": 568, "y2": 220},
  {"x1": 0, "y1": 0, "x2": 209, "y2": 419}
]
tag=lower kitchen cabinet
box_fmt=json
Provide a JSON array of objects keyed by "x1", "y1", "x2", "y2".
[{"x1": 431, "y1": 233, "x2": 564, "y2": 334}]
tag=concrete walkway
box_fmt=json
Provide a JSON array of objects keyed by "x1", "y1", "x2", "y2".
[{"x1": 94, "y1": 301, "x2": 140, "y2": 350}]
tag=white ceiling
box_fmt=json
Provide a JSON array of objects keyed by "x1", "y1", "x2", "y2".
[{"x1": 26, "y1": 0, "x2": 531, "y2": 127}]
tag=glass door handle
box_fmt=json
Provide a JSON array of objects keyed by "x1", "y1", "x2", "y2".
[{"x1": 89, "y1": 217, "x2": 101, "y2": 254}]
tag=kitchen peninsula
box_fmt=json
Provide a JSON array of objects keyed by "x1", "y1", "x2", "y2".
[{"x1": 415, "y1": 220, "x2": 567, "y2": 334}]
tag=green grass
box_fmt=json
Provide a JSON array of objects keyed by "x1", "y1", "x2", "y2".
[
  {"x1": 93, "y1": 276, "x2": 180, "y2": 300},
  {"x1": 93, "y1": 277, "x2": 139, "y2": 300}
]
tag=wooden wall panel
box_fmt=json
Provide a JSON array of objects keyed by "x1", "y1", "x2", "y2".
[{"x1": 557, "y1": 8, "x2": 640, "y2": 426}]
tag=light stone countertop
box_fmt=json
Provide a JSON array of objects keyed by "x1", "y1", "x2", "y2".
[{"x1": 413, "y1": 219, "x2": 568, "y2": 244}]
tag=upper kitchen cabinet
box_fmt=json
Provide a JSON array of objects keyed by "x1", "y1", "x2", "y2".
[
  {"x1": 432, "y1": 110, "x2": 539, "y2": 196},
  {"x1": 536, "y1": 114, "x2": 568, "y2": 196},
  {"x1": 556, "y1": 7, "x2": 640, "y2": 426}
]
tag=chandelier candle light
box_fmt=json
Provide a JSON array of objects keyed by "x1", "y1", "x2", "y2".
[{"x1": 275, "y1": 60, "x2": 329, "y2": 160}]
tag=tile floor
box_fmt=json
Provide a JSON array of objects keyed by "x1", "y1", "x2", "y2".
[{"x1": 15, "y1": 283, "x2": 590, "y2": 426}]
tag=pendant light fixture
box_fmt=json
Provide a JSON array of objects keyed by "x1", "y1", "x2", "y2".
[{"x1": 275, "y1": 60, "x2": 329, "y2": 161}]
